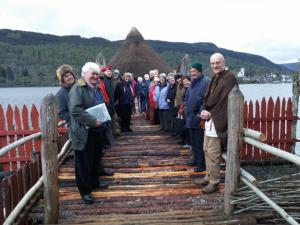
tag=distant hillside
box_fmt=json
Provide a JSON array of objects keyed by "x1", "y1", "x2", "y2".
[
  {"x1": 280, "y1": 62, "x2": 298, "y2": 72},
  {"x1": 0, "y1": 29, "x2": 291, "y2": 87}
]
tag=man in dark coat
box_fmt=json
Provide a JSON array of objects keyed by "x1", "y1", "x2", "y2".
[
  {"x1": 195, "y1": 53, "x2": 238, "y2": 194},
  {"x1": 69, "y1": 62, "x2": 109, "y2": 204},
  {"x1": 102, "y1": 65, "x2": 121, "y2": 137},
  {"x1": 184, "y1": 63, "x2": 210, "y2": 172}
]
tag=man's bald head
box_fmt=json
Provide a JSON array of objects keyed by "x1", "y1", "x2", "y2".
[{"x1": 210, "y1": 53, "x2": 226, "y2": 74}]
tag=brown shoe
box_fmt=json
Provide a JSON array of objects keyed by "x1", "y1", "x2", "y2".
[
  {"x1": 202, "y1": 182, "x2": 219, "y2": 194},
  {"x1": 194, "y1": 177, "x2": 209, "y2": 186}
]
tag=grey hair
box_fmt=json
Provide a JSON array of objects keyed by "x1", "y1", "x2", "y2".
[
  {"x1": 81, "y1": 62, "x2": 100, "y2": 76},
  {"x1": 210, "y1": 53, "x2": 225, "y2": 63}
]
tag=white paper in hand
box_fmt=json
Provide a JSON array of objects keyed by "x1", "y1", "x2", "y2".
[{"x1": 86, "y1": 103, "x2": 111, "y2": 122}]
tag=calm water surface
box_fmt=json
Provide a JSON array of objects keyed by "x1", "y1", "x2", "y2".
[{"x1": 0, "y1": 83, "x2": 299, "y2": 154}]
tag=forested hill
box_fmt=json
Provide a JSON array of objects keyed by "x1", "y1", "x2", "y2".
[{"x1": 0, "y1": 29, "x2": 288, "y2": 87}]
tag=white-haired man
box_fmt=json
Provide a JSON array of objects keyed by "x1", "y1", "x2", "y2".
[
  {"x1": 69, "y1": 62, "x2": 109, "y2": 204},
  {"x1": 195, "y1": 53, "x2": 238, "y2": 193}
]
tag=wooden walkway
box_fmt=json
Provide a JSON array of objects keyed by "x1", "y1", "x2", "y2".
[{"x1": 30, "y1": 115, "x2": 260, "y2": 224}]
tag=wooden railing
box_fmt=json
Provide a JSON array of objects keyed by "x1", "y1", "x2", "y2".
[
  {"x1": 0, "y1": 95, "x2": 69, "y2": 225},
  {"x1": 224, "y1": 86, "x2": 300, "y2": 225}
]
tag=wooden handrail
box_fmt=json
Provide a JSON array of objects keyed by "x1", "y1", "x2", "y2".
[
  {"x1": 3, "y1": 139, "x2": 71, "y2": 225},
  {"x1": 0, "y1": 121, "x2": 66, "y2": 157},
  {"x1": 243, "y1": 137, "x2": 300, "y2": 166}
]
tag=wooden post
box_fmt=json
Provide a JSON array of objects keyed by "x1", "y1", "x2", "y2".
[
  {"x1": 40, "y1": 94, "x2": 59, "y2": 224},
  {"x1": 291, "y1": 79, "x2": 300, "y2": 154},
  {"x1": 224, "y1": 85, "x2": 244, "y2": 215}
]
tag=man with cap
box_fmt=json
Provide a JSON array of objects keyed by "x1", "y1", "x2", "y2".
[
  {"x1": 195, "y1": 53, "x2": 238, "y2": 193},
  {"x1": 184, "y1": 63, "x2": 210, "y2": 172},
  {"x1": 55, "y1": 64, "x2": 76, "y2": 123}
]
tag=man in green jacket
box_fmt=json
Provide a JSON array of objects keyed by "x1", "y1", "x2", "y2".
[{"x1": 69, "y1": 62, "x2": 109, "y2": 204}]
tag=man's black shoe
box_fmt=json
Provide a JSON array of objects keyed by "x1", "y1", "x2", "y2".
[
  {"x1": 93, "y1": 182, "x2": 109, "y2": 190},
  {"x1": 177, "y1": 140, "x2": 184, "y2": 145},
  {"x1": 81, "y1": 194, "x2": 95, "y2": 204},
  {"x1": 171, "y1": 132, "x2": 177, "y2": 137},
  {"x1": 127, "y1": 128, "x2": 133, "y2": 132},
  {"x1": 99, "y1": 170, "x2": 114, "y2": 176}
]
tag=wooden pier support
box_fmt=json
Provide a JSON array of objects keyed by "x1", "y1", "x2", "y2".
[
  {"x1": 224, "y1": 85, "x2": 244, "y2": 215},
  {"x1": 40, "y1": 94, "x2": 59, "y2": 224}
]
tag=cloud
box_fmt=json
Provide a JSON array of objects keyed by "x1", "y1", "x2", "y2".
[{"x1": 0, "y1": 0, "x2": 299, "y2": 63}]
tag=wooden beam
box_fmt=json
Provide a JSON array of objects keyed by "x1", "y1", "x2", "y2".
[{"x1": 40, "y1": 94, "x2": 59, "y2": 224}]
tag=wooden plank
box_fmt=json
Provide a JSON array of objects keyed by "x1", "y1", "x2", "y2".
[
  {"x1": 280, "y1": 98, "x2": 286, "y2": 151},
  {"x1": 0, "y1": 156, "x2": 32, "y2": 163},
  {"x1": 22, "y1": 164, "x2": 30, "y2": 192},
  {"x1": 224, "y1": 86, "x2": 243, "y2": 215},
  {"x1": 253, "y1": 100, "x2": 261, "y2": 160},
  {"x1": 246, "y1": 101, "x2": 254, "y2": 160},
  {"x1": 9, "y1": 173, "x2": 19, "y2": 209},
  {"x1": 0, "y1": 181, "x2": 4, "y2": 224},
  {"x1": 266, "y1": 98, "x2": 274, "y2": 158},
  {"x1": 242, "y1": 101, "x2": 248, "y2": 160},
  {"x1": 29, "y1": 160, "x2": 38, "y2": 187},
  {"x1": 14, "y1": 106, "x2": 25, "y2": 169},
  {"x1": 31, "y1": 104, "x2": 41, "y2": 152},
  {"x1": 6, "y1": 104, "x2": 15, "y2": 170},
  {"x1": 273, "y1": 97, "x2": 280, "y2": 149},
  {"x1": 260, "y1": 98, "x2": 267, "y2": 159},
  {"x1": 22, "y1": 105, "x2": 33, "y2": 161},
  {"x1": 0, "y1": 104, "x2": 10, "y2": 171},
  {"x1": 17, "y1": 167, "x2": 25, "y2": 200},
  {"x1": 3, "y1": 177, "x2": 12, "y2": 217},
  {"x1": 285, "y1": 98, "x2": 293, "y2": 152},
  {"x1": 40, "y1": 94, "x2": 59, "y2": 224}
]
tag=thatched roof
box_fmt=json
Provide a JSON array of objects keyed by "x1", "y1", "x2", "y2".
[{"x1": 109, "y1": 27, "x2": 171, "y2": 77}]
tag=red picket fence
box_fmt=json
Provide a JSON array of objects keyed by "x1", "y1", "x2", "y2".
[
  {"x1": 0, "y1": 104, "x2": 41, "y2": 172},
  {"x1": 0, "y1": 103, "x2": 68, "y2": 224},
  {"x1": 0, "y1": 156, "x2": 41, "y2": 225},
  {"x1": 243, "y1": 97, "x2": 295, "y2": 161},
  {"x1": 0, "y1": 104, "x2": 67, "y2": 172}
]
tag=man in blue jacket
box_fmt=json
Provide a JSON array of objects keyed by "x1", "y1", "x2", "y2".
[{"x1": 184, "y1": 63, "x2": 210, "y2": 172}]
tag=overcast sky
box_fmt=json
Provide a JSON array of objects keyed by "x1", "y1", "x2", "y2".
[{"x1": 1, "y1": 0, "x2": 299, "y2": 64}]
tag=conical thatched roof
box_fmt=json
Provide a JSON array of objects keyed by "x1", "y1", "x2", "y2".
[{"x1": 109, "y1": 27, "x2": 171, "y2": 77}]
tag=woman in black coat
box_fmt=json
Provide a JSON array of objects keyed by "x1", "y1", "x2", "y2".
[{"x1": 115, "y1": 72, "x2": 134, "y2": 132}]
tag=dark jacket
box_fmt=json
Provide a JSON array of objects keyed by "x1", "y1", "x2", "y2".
[
  {"x1": 166, "y1": 83, "x2": 177, "y2": 108},
  {"x1": 204, "y1": 69, "x2": 238, "y2": 146},
  {"x1": 184, "y1": 75, "x2": 210, "y2": 129},
  {"x1": 69, "y1": 78, "x2": 102, "y2": 151},
  {"x1": 115, "y1": 81, "x2": 134, "y2": 106},
  {"x1": 136, "y1": 82, "x2": 148, "y2": 100},
  {"x1": 55, "y1": 86, "x2": 71, "y2": 123},
  {"x1": 103, "y1": 76, "x2": 119, "y2": 113}
]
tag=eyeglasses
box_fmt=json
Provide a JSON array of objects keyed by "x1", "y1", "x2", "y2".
[{"x1": 91, "y1": 72, "x2": 99, "y2": 76}]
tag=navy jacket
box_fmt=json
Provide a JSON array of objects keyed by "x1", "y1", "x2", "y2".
[
  {"x1": 184, "y1": 75, "x2": 210, "y2": 129},
  {"x1": 55, "y1": 86, "x2": 71, "y2": 123}
]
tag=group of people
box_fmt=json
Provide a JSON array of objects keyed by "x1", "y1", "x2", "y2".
[
  {"x1": 136, "y1": 53, "x2": 238, "y2": 194},
  {"x1": 55, "y1": 62, "x2": 137, "y2": 204},
  {"x1": 55, "y1": 52, "x2": 238, "y2": 204}
]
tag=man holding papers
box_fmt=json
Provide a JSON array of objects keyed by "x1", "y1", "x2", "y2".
[{"x1": 69, "y1": 62, "x2": 109, "y2": 204}]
